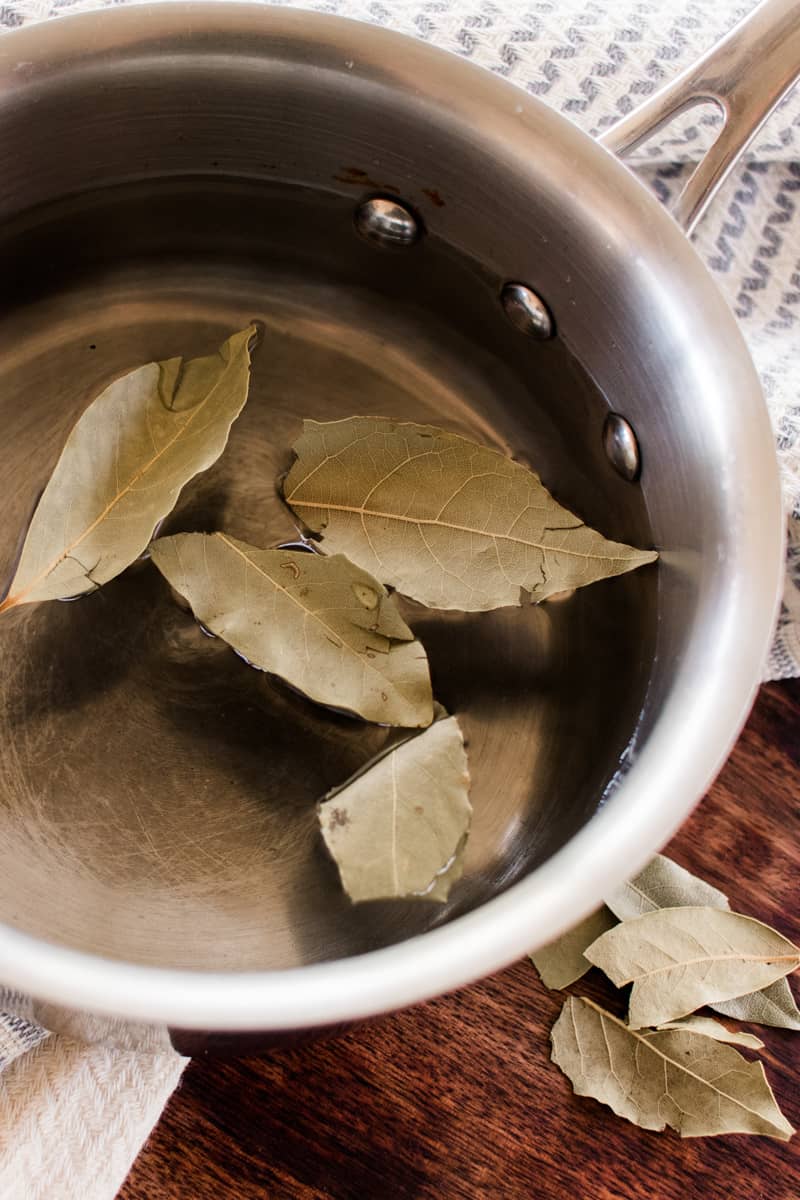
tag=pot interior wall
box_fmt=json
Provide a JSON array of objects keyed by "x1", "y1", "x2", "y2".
[{"x1": 0, "y1": 41, "x2": 695, "y2": 972}]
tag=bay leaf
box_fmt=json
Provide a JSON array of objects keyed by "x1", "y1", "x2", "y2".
[
  {"x1": 530, "y1": 907, "x2": 617, "y2": 990},
  {"x1": 604, "y1": 853, "x2": 730, "y2": 920},
  {"x1": 585, "y1": 907, "x2": 800, "y2": 1029},
  {"x1": 551, "y1": 996, "x2": 793, "y2": 1140},
  {"x1": 422, "y1": 837, "x2": 467, "y2": 902},
  {"x1": 318, "y1": 716, "x2": 471, "y2": 902},
  {"x1": 0, "y1": 326, "x2": 256, "y2": 613},
  {"x1": 655, "y1": 1015, "x2": 764, "y2": 1050},
  {"x1": 150, "y1": 532, "x2": 433, "y2": 728},
  {"x1": 283, "y1": 417, "x2": 657, "y2": 611},
  {"x1": 713, "y1": 978, "x2": 800, "y2": 1031},
  {"x1": 606, "y1": 855, "x2": 800, "y2": 1029}
]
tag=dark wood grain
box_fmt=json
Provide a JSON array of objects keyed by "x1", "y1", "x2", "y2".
[{"x1": 120, "y1": 680, "x2": 800, "y2": 1200}]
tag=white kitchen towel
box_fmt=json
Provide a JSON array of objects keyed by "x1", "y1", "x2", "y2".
[
  {"x1": 1, "y1": 2, "x2": 798, "y2": 1198},
  {"x1": 0, "y1": 1035, "x2": 186, "y2": 1199}
]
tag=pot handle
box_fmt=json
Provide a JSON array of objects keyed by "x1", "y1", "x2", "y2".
[{"x1": 599, "y1": 0, "x2": 800, "y2": 233}]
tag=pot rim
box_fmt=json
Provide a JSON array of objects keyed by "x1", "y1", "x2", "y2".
[{"x1": 0, "y1": 1, "x2": 785, "y2": 1030}]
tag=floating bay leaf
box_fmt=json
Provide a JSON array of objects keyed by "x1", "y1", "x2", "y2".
[
  {"x1": 604, "y1": 853, "x2": 730, "y2": 920},
  {"x1": 0, "y1": 326, "x2": 256, "y2": 613},
  {"x1": 151, "y1": 532, "x2": 433, "y2": 728},
  {"x1": 606, "y1": 855, "x2": 800, "y2": 1029},
  {"x1": 713, "y1": 978, "x2": 800, "y2": 1031},
  {"x1": 551, "y1": 996, "x2": 793, "y2": 1140},
  {"x1": 318, "y1": 716, "x2": 471, "y2": 902},
  {"x1": 585, "y1": 907, "x2": 800, "y2": 1029},
  {"x1": 283, "y1": 417, "x2": 657, "y2": 611},
  {"x1": 655, "y1": 1015, "x2": 764, "y2": 1050},
  {"x1": 416, "y1": 841, "x2": 467, "y2": 902},
  {"x1": 530, "y1": 907, "x2": 617, "y2": 990}
]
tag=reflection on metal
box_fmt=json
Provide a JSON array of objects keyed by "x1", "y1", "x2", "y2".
[
  {"x1": 501, "y1": 283, "x2": 553, "y2": 340},
  {"x1": 355, "y1": 197, "x2": 421, "y2": 248},
  {"x1": 603, "y1": 412, "x2": 641, "y2": 482}
]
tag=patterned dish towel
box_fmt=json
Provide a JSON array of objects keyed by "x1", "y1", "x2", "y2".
[
  {"x1": 0, "y1": 1001, "x2": 186, "y2": 1199},
  {"x1": 1, "y1": 1, "x2": 799, "y2": 1197}
]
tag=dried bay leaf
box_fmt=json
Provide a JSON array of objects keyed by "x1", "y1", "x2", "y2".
[
  {"x1": 530, "y1": 907, "x2": 617, "y2": 990},
  {"x1": 0, "y1": 326, "x2": 256, "y2": 613},
  {"x1": 318, "y1": 716, "x2": 471, "y2": 902},
  {"x1": 713, "y1": 979, "x2": 800, "y2": 1031},
  {"x1": 606, "y1": 854, "x2": 800, "y2": 1029},
  {"x1": 585, "y1": 907, "x2": 800, "y2": 1029},
  {"x1": 151, "y1": 532, "x2": 434, "y2": 728},
  {"x1": 284, "y1": 417, "x2": 657, "y2": 611},
  {"x1": 604, "y1": 853, "x2": 730, "y2": 920},
  {"x1": 655, "y1": 1015, "x2": 764, "y2": 1050},
  {"x1": 551, "y1": 996, "x2": 793, "y2": 1140},
  {"x1": 419, "y1": 837, "x2": 467, "y2": 902}
]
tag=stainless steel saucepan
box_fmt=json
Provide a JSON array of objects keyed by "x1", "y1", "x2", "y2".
[{"x1": 0, "y1": 0, "x2": 793, "y2": 1050}]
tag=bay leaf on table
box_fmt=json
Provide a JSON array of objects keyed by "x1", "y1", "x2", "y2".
[
  {"x1": 713, "y1": 979, "x2": 800, "y2": 1031},
  {"x1": 585, "y1": 907, "x2": 800, "y2": 1029},
  {"x1": 655, "y1": 1015, "x2": 764, "y2": 1050},
  {"x1": 606, "y1": 854, "x2": 800, "y2": 1030},
  {"x1": 283, "y1": 417, "x2": 657, "y2": 611},
  {"x1": 150, "y1": 532, "x2": 434, "y2": 728},
  {"x1": 551, "y1": 996, "x2": 793, "y2": 1140},
  {"x1": 318, "y1": 715, "x2": 471, "y2": 902},
  {"x1": 530, "y1": 907, "x2": 617, "y2": 990},
  {"x1": 0, "y1": 326, "x2": 256, "y2": 614},
  {"x1": 604, "y1": 853, "x2": 730, "y2": 920}
]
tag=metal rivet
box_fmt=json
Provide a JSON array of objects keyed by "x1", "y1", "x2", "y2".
[
  {"x1": 501, "y1": 282, "x2": 554, "y2": 340},
  {"x1": 355, "y1": 197, "x2": 421, "y2": 248},
  {"x1": 603, "y1": 412, "x2": 641, "y2": 482}
]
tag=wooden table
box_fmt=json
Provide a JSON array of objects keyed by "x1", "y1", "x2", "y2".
[{"x1": 120, "y1": 680, "x2": 800, "y2": 1200}]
